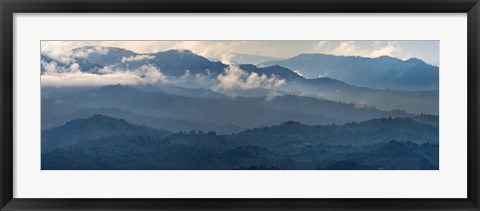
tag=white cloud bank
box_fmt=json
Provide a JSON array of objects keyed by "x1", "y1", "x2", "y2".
[
  {"x1": 314, "y1": 41, "x2": 400, "y2": 58},
  {"x1": 121, "y1": 54, "x2": 155, "y2": 63},
  {"x1": 213, "y1": 65, "x2": 286, "y2": 91},
  {"x1": 41, "y1": 63, "x2": 166, "y2": 87},
  {"x1": 265, "y1": 90, "x2": 284, "y2": 101},
  {"x1": 41, "y1": 43, "x2": 110, "y2": 65},
  {"x1": 41, "y1": 41, "x2": 243, "y2": 66}
]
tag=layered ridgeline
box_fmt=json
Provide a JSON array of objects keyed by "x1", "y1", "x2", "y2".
[
  {"x1": 41, "y1": 46, "x2": 439, "y2": 170},
  {"x1": 260, "y1": 54, "x2": 439, "y2": 91},
  {"x1": 42, "y1": 115, "x2": 439, "y2": 170},
  {"x1": 41, "y1": 46, "x2": 438, "y2": 115},
  {"x1": 42, "y1": 85, "x2": 412, "y2": 133}
]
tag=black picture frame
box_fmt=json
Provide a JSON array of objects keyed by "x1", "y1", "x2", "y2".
[{"x1": 1, "y1": 0, "x2": 479, "y2": 210}]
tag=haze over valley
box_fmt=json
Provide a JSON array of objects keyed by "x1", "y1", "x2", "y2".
[{"x1": 41, "y1": 41, "x2": 439, "y2": 170}]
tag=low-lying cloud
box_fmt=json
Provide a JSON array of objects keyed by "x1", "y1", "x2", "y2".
[
  {"x1": 121, "y1": 54, "x2": 155, "y2": 63},
  {"x1": 41, "y1": 45, "x2": 109, "y2": 65},
  {"x1": 213, "y1": 65, "x2": 286, "y2": 91},
  {"x1": 41, "y1": 64, "x2": 166, "y2": 87},
  {"x1": 265, "y1": 90, "x2": 284, "y2": 101}
]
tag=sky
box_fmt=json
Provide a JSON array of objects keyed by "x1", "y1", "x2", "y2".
[{"x1": 41, "y1": 40, "x2": 439, "y2": 66}]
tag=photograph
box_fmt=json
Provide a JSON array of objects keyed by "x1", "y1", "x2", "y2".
[{"x1": 40, "y1": 40, "x2": 439, "y2": 170}]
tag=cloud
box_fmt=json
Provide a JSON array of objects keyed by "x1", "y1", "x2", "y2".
[
  {"x1": 314, "y1": 41, "x2": 400, "y2": 58},
  {"x1": 172, "y1": 41, "x2": 244, "y2": 64},
  {"x1": 41, "y1": 60, "x2": 59, "y2": 74},
  {"x1": 72, "y1": 46, "x2": 109, "y2": 58},
  {"x1": 42, "y1": 72, "x2": 146, "y2": 87},
  {"x1": 213, "y1": 65, "x2": 286, "y2": 91},
  {"x1": 41, "y1": 41, "x2": 246, "y2": 66},
  {"x1": 41, "y1": 48, "x2": 75, "y2": 65},
  {"x1": 292, "y1": 70, "x2": 305, "y2": 77},
  {"x1": 265, "y1": 91, "x2": 284, "y2": 101},
  {"x1": 135, "y1": 65, "x2": 166, "y2": 84},
  {"x1": 41, "y1": 64, "x2": 166, "y2": 87},
  {"x1": 41, "y1": 60, "x2": 82, "y2": 74},
  {"x1": 121, "y1": 54, "x2": 155, "y2": 63},
  {"x1": 355, "y1": 100, "x2": 368, "y2": 109},
  {"x1": 69, "y1": 63, "x2": 82, "y2": 73},
  {"x1": 41, "y1": 44, "x2": 110, "y2": 65},
  {"x1": 314, "y1": 41, "x2": 329, "y2": 51},
  {"x1": 98, "y1": 65, "x2": 116, "y2": 74},
  {"x1": 369, "y1": 44, "x2": 397, "y2": 57},
  {"x1": 220, "y1": 53, "x2": 234, "y2": 65},
  {"x1": 328, "y1": 41, "x2": 357, "y2": 55}
]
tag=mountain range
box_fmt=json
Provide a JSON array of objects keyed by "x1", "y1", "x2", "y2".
[
  {"x1": 261, "y1": 54, "x2": 439, "y2": 90},
  {"x1": 41, "y1": 84, "x2": 412, "y2": 134},
  {"x1": 42, "y1": 114, "x2": 439, "y2": 170},
  {"x1": 41, "y1": 46, "x2": 439, "y2": 114},
  {"x1": 43, "y1": 46, "x2": 439, "y2": 91},
  {"x1": 40, "y1": 45, "x2": 439, "y2": 170},
  {"x1": 209, "y1": 53, "x2": 280, "y2": 65}
]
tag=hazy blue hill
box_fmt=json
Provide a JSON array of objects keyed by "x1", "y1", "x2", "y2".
[
  {"x1": 41, "y1": 114, "x2": 169, "y2": 152},
  {"x1": 41, "y1": 115, "x2": 438, "y2": 170},
  {"x1": 261, "y1": 94, "x2": 410, "y2": 124},
  {"x1": 411, "y1": 113, "x2": 439, "y2": 127},
  {"x1": 261, "y1": 53, "x2": 439, "y2": 90},
  {"x1": 136, "y1": 84, "x2": 227, "y2": 99},
  {"x1": 40, "y1": 45, "x2": 440, "y2": 170},
  {"x1": 238, "y1": 64, "x2": 305, "y2": 81},
  {"x1": 290, "y1": 76, "x2": 438, "y2": 114},
  {"x1": 304, "y1": 77, "x2": 351, "y2": 88},
  {"x1": 214, "y1": 87, "x2": 286, "y2": 98},
  {"x1": 41, "y1": 107, "x2": 241, "y2": 133},
  {"x1": 42, "y1": 85, "x2": 412, "y2": 132}
]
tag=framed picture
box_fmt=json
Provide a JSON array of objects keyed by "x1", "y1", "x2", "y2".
[{"x1": 1, "y1": 0, "x2": 479, "y2": 210}]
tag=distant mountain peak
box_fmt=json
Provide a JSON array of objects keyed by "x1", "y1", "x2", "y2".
[
  {"x1": 72, "y1": 46, "x2": 134, "y2": 53},
  {"x1": 260, "y1": 52, "x2": 439, "y2": 90},
  {"x1": 405, "y1": 57, "x2": 427, "y2": 65},
  {"x1": 89, "y1": 114, "x2": 123, "y2": 121},
  {"x1": 376, "y1": 55, "x2": 400, "y2": 61},
  {"x1": 91, "y1": 84, "x2": 141, "y2": 94},
  {"x1": 42, "y1": 114, "x2": 167, "y2": 153},
  {"x1": 163, "y1": 49, "x2": 194, "y2": 55},
  {"x1": 67, "y1": 114, "x2": 129, "y2": 125}
]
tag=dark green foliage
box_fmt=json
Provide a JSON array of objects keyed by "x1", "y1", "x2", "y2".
[
  {"x1": 227, "y1": 117, "x2": 438, "y2": 150},
  {"x1": 322, "y1": 160, "x2": 378, "y2": 170},
  {"x1": 41, "y1": 115, "x2": 439, "y2": 170},
  {"x1": 41, "y1": 114, "x2": 169, "y2": 152}
]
